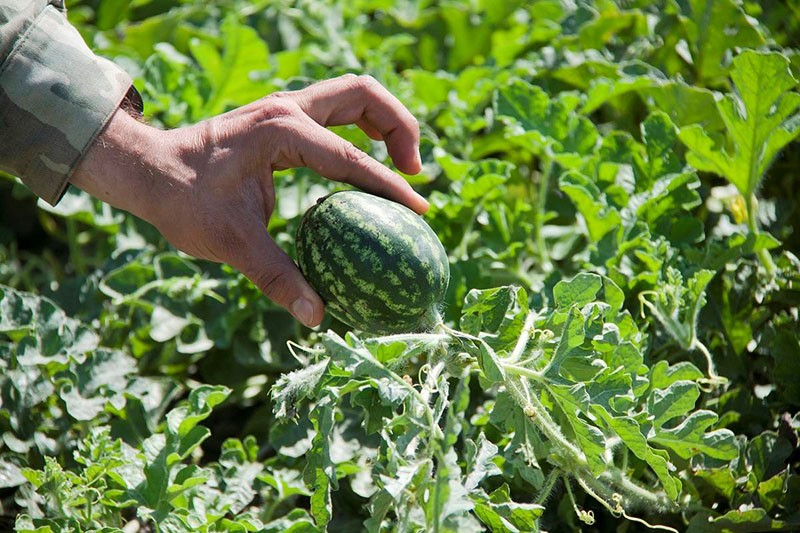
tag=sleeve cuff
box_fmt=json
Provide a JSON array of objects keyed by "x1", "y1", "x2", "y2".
[{"x1": 0, "y1": 5, "x2": 131, "y2": 205}]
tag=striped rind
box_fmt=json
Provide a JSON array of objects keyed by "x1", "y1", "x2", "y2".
[{"x1": 296, "y1": 191, "x2": 449, "y2": 334}]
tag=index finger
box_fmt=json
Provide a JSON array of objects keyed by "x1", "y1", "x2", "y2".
[
  {"x1": 282, "y1": 115, "x2": 429, "y2": 214},
  {"x1": 288, "y1": 75, "x2": 422, "y2": 175}
]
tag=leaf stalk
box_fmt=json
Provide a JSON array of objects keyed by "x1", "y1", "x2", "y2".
[{"x1": 746, "y1": 193, "x2": 777, "y2": 276}]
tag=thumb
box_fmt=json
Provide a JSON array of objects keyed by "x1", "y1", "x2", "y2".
[{"x1": 236, "y1": 233, "x2": 324, "y2": 328}]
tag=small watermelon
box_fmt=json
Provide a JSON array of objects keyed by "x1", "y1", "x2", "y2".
[{"x1": 296, "y1": 190, "x2": 449, "y2": 334}]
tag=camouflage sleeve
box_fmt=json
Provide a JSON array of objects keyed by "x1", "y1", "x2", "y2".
[{"x1": 0, "y1": 0, "x2": 132, "y2": 205}]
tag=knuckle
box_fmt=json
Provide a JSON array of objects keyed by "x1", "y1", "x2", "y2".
[
  {"x1": 351, "y1": 74, "x2": 382, "y2": 95},
  {"x1": 341, "y1": 142, "x2": 370, "y2": 165},
  {"x1": 251, "y1": 266, "x2": 291, "y2": 301},
  {"x1": 257, "y1": 93, "x2": 300, "y2": 121},
  {"x1": 341, "y1": 74, "x2": 383, "y2": 96}
]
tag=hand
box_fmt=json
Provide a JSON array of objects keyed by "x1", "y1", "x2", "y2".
[{"x1": 71, "y1": 74, "x2": 427, "y2": 328}]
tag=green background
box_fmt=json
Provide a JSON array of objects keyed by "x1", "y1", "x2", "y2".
[{"x1": 2, "y1": 1, "x2": 800, "y2": 531}]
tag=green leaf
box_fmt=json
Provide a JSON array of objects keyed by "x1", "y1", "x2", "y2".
[
  {"x1": 59, "y1": 382, "x2": 107, "y2": 421},
  {"x1": 495, "y1": 79, "x2": 598, "y2": 156},
  {"x1": 543, "y1": 307, "x2": 585, "y2": 382},
  {"x1": 0, "y1": 285, "x2": 98, "y2": 360},
  {"x1": 100, "y1": 262, "x2": 157, "y2": 298},
  {"x1": 643, "y1": 81, "x2": 723, "y2": 130},
  {"x1": 585, "y1": 367, "x2": 634, "y2": 413},
  {"x1": 189, "y1": 16, "x2": 272, "y2": 116},
  {"x1": 423, "y1": 449, "x2": 476, "y2": 531},
  {"x1": 464, "y1": 433, "x2": 501, "y2": 491},
  {"x1": 651, "y1": 410, "x2": 739, "y2": 461},
  {"x1": 477, "y1": 341, "x2": 507, "y2": 383},
  {"x1": 553, "y1": 273, "x2": 603, "y2": 309},
  {"x1": 14, "y1": 514, "x2": 56, "y2": 533},
  {"x1": 770, "y1": 329, "x2": 800, "y2": 405},
  {"x1": 694, "y1": 466, "x2": 738, "y2": 500},
  {"x1": 381, "y1": 463, "x2": 420, "y2": 502},
  {"x1": 679, "y1": 0, "x2": 765, "y2": 84},
  {"x1": 58, "y1": 348, "x2": 137, "y2": 420},
  {"x1": 640, "y1": 267, "x2": 715, "y2": 350},
  {"x1": 168, "y1": 464, "x2": 210, "y2": 496},
  {"x1": 404, "y1": 70, "x2": 453, "y2": 110},
  {"x1": 243, "y1": 507, "x2": 317, "y2": 532},
  {"x1": 0, "y1": 460, "x2": 25, "y2": 488},
  {"x1": 679, "y1": 51, "x2": 800, "y2": 198},
  {"x1": 747, "y1": 431, "x2": 794, "y2": 483},
  {"x1": 461, "y1": 173, "x2": 508, "y2": 203},
  {"x1": 271, "y1": 360, "x2": 329, "y2": 420},
  {"x1": 559, "y1": 412, "x2": 606, "y2": 477},
  {"x1": 593, "y1": 406, "x2": 681, "y2": 501},
  {"x1": 304, "y1": 395, "x2": 336, "y2": 528},
  {"x1": 575, "y1": 7, "x2": 648, "y2": 51},
  {"x1": 559, "y1": 171, "x2": 622, "y2": 243},
  {"x1": 363, "y1": 335, "x2": 442, "y2": 366},
  {"x1": 582, "y1": 69, "x2": 658, "y2": 115},
  {"x1": 167, "y1": 385, "x2": 230, "y2": 439},
  {"x1": 687, "y1": 507, "x2": 800, "y2": 533},
  {"x1": 460, "y1": 286, "x2": 529, "y2": 352},
  {"x1": 649, "y1": 361, "x2": 704, "y2": 390},
  {"x1": 440, "y1": 3, "x2": 494, "y2": 71},
  {"x1": 637, "y1": 111, "x2": 684, "y2": 186},
  {"x1": 473, "y1": 483, "x2": 544, "y2": 533},
  {"x1": 648, "y1": 380, "x2": 701, "y2": 429},
  {"x1": 150, "y1": 306, "x2": 190, "y2": 343},
  {"x1": 757, "y1": 474, "x2": 787, "y2": 513},
  {"x1": 635, "y1": 172, "x2": 702, "y2": 228}
]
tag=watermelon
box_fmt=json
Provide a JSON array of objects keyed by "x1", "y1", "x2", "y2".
[{"x1": 296, "y1": 190, "x2": 449, "y2": 334}]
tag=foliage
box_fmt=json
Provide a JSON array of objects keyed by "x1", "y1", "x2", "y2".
[{"x1": 2, "y1": 0, "x2": 800, "y2": 531}]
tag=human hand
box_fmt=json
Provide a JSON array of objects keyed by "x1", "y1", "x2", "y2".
[{"x1": 71, "y1": 74, "x2": 427, "y2": 327}]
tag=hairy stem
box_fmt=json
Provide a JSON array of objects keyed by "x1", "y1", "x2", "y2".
[
  {"x1": 505, "y1": 377, "x2": 585, "y2": 463},
  {"x1": 535, "y1": 468, "x2": 561, "y2": 505},
  {"x1": 504, "y1": 362, "x2": 547, "y2": 383},
  {"x1": 508, "y1": 311, "x2": 538, "y2": 364},
  {"x1": 497, "y1": 323, "x2": 678, "y2": 517},
  {"x1": 600, "y1": 468, "x2": 677, "y2": 512}
]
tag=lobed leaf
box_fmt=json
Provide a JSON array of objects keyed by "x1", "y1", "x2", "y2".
[{"x1": 679, "y1": 51, "x2": 800, "y2": 199}]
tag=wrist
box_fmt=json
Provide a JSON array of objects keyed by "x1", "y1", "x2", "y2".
[{"x1": 70, "y1": 108, "x2": 179, "y2": 225}]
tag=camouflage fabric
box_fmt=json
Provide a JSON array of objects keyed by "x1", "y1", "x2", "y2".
[{"x1": 0, "y1": 0, "x2": 131, "y2": 205}]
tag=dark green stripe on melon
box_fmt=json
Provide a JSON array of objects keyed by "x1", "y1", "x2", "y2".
[{"x1": 296, "y1": 190, "x2": 449, "y2": 335}]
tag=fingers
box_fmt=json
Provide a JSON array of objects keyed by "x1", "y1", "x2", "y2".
[
  {"x1": 235, "y1": 230, "x2": 325, "y2": 328},
  {"x1": 288, "y1": 75, "x2": 422, "y2": 175},
  {"x1": 256, "y1": 75, "x2": 427, "y2": 212},
  {"x1": 277, "y1": 114, "x2": 428, "y2": 213},
  {"x1": 356, "y1": 118, "x2": 383, "y2": 141}
]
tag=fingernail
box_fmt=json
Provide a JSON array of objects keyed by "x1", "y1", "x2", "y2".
[{"x1": 291, "y1": 297, "x2": 315, "y2": 327}]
